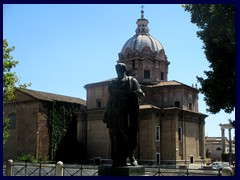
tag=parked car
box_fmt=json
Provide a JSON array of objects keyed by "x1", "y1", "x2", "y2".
[{"x1": 210, "y1": 162, "x2": 230, "y2": 170}]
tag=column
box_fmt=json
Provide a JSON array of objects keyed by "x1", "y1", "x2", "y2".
[
  {"x1": 220, "y1": 126, "x2": 225, "y2": 154},
  {"x1": 228, "y1": 128, "x2": 232, "y2": 164},
  {"x1": 200, "y1": 120, "x2": 205, "y2": 159}
]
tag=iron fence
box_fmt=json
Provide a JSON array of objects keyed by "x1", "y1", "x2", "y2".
[
  {"x1": 144, "y1": 166, "x2": 221, "y2": 176},
  {"x1": 3, "y1": 160, "x2": 224, "y2": 176},
  {"x1": 63, "y1": 164, "x2": 98, "y2": 176},
  {"x1": 3, "y1": 162, "x2": 6, "y2": 176},
  {"x1": 6, "y1": 161, "x2": 56, "y2": 176}
]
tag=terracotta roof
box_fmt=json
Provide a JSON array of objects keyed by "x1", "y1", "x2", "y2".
[
  {"x1": 145, "y1": 80, "x2": 195, "y2": 88},
  {"x1": 84, "y1": 79, "x2": 198, "y2": 92},
  {"x1": 84, "y1": 78, "x2": 113, "y2": 88},
  {"x1": 205, "y1": 137, "x2": 229, "y2": 143},
  {"x1": 20, "y1": 89, "x2": 86, "y2": 106},
  {"x1": 140, "y1": 104, "x2": 161, "y2": 110}
]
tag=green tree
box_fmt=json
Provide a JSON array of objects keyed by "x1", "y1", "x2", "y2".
[
  {"x1": 3, "y1": 39, "x2": 31, "y2": 144},
  {"x1": 184, "y1": 4, "x2": 235, "y2": 114}
]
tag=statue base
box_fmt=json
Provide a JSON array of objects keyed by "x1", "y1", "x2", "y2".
[{"x1": 98, "y1": 164, "x2": 145, "y2": 176}]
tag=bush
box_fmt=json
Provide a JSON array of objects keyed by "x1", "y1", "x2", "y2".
[
  {"x1": 17, "y1": 153, "x2": 38, "y2": 163},
  {"x1": 38, "y1": 155, "x2": 48, "y2": 163}
]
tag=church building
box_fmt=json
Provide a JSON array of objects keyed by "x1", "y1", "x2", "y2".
[
  {"x1": 4, "y1": 8, "x2": 208, "y2": 166},
  {"x1": 77, "y1": 9, "x2": 208, "y2": 165}
]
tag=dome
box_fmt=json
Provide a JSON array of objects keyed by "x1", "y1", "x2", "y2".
[
  {"x1": 119, "y1": 9, "x2": 165, "y2": 59},
  {"x1": 120, "y1": 34, "x2": 164, "y2": 55}
]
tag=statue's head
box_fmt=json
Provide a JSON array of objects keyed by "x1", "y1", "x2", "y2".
[
  {"x1": 115, "y1": 63, "x2": 127, "y2": 79},
  {"x1": 115, "y1": 63, "x2": 126, "y2": 71}
]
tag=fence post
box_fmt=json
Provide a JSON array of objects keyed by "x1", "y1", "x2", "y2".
[
  {"x1": 222, "y1": 167, "x2": 234, "y2": 176},
  {"x1": 55, "y1": 161, "x2": 63, "y2": 176},
  {"x1": 6, "y1": 159, "x2": 13, "y2": 176}
]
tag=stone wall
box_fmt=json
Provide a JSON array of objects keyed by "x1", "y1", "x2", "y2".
[
  {"x1": 86, "y1": 109, "x2": 110, "y2": 159},
  {"x1": 4, "y1": 98, "x2": 39, "y2": 161}
]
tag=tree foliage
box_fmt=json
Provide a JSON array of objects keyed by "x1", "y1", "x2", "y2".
[
  {"x1": 184, "y1": 4, "x2": 235, "y2": 114},
  {"x1": 3, "y1": 39, "x2": 19, "y2": 102},
  {"x1": 3, "y1": 39, "x2": 31, "y2": 145}
]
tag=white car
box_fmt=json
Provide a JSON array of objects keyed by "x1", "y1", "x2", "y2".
[{"x1": 210, "y1": 162, "x2": 230, "y2": 170}]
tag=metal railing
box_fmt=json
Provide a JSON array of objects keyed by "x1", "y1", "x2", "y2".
[
  {"x1": 144, "y1": 166, "x2": 221, "y2": 176},
  {"x1": 63, "y1": 164, "x2": 98, "y2": 176},
  {"x1": 3, "y1": 159, "x2": 226, "y2": 176},
  {"x1": 4, "y1": 160, "x2": 56, "y2": 176},
  {"x1": 4, "y1": 159, "x2": 99, "y2": 176}
]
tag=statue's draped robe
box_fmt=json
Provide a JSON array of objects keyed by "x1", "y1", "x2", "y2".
[{"x1": 104, "y1": 76, "x2": 143, "y2": 165}]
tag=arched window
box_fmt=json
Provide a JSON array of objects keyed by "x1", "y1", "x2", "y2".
[
  {"x1": 8, "y1": 113, "x2": 16, "y2": 129},
  {"x1": 216, "y1": 147, "x2": 222, "y2": 151}
]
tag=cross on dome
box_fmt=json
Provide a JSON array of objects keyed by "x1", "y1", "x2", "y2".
[{"x1": 141, "y1": 5, "x2": 144, "y2": 18}]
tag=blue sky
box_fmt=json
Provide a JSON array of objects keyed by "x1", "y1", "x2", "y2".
[{"x1": 3, "y1": 4, "x2": 235, "y2": 138}]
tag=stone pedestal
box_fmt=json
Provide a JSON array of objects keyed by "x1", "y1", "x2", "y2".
[{"x1": 98, "y1": 165, "x2": 145, "y2": 176}]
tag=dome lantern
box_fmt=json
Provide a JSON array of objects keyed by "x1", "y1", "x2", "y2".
[{"x1": 135, "y1": 7, "x2": 150, "y2": 35}]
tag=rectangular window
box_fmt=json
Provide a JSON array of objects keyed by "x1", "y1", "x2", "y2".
[
  {"x1": 175, "y1": 101, "x2": 180, "y2": 107},
  {"x1": 132, "y1": 60, "x2": 135, "y2": 69},
  {"x1": 9, "y1": 113, "x2": 16, "y2": 129},
  {"x1": 96, "y1": 99, "x2": 102, "y2": 108},
  {"x1": 144, "y1": 70, "x2": 150, "y2": 79},
  {"x1": 156, "y1": 153, "x2": 160, "y2": 165},
  {"x1": 190, "y1": 155, "x2": 194, "y2": 163},
  {"x1": 189, "y1": 103, "x2": 192, "y2": 110},
  {"x1": 161, "y1": 72, "x2": 164, "y2": 80},
  {"x1": 155, "y1": 126, "x2": 160, "y2": 141},
  {"x1": 178, "y1": 127, "x2": 182, "y2": 142}
]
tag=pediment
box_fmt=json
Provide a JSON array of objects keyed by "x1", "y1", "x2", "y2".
[{"x1": 142, "y1": 59, "x2": 154, "y2": 68}]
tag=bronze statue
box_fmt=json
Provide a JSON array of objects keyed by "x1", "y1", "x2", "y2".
[{"x1": 103, "y1": 63, "x2": 145, "y2": 167}]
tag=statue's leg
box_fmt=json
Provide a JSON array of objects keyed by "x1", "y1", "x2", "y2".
[
  {"x1": 110, "y1": 129, "x2": 129, "y2": 166},
  {"x1": 128, "y1": 129, "x2": 138, "y2": 166},
  {"x1": 116, "y1": 130, "x2": 129, "y2": 166},
  {"x1": 109, "y1": 129, "x2": 118, "y2": 167}
]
